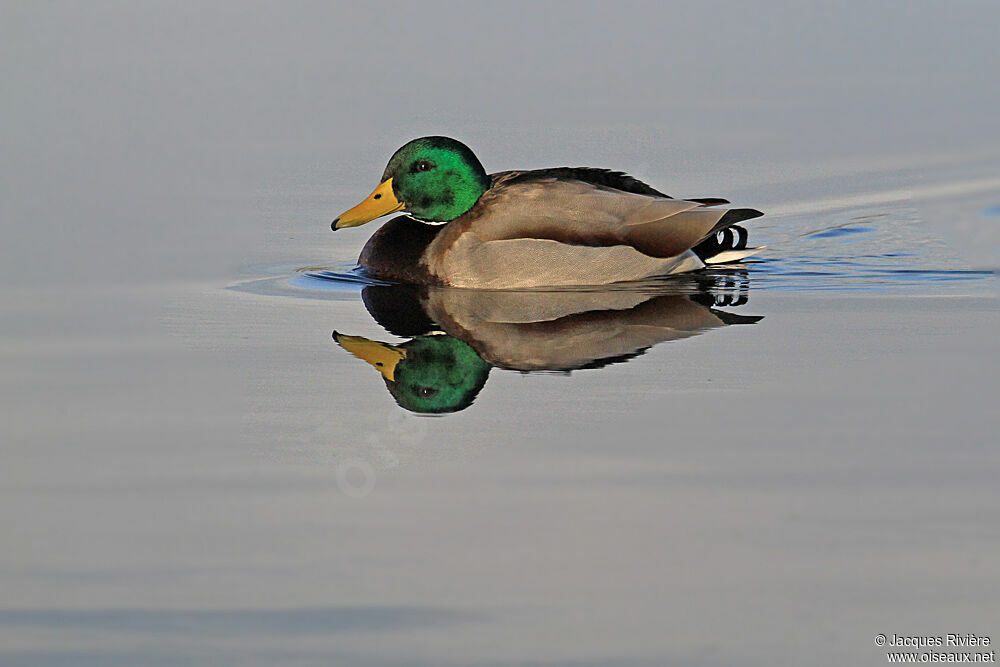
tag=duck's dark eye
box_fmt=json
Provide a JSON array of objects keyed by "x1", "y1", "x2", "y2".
[
  {"x1": 415, "y1": 386, "x2": 438, "y2": 398},
  {"x1": 414, "y1": 160, "x2": 433, "y2": 173}
]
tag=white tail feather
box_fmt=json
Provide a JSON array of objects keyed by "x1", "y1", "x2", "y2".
[{"x1": 702, "y1": 246, "x2": 766, "y2": 264}]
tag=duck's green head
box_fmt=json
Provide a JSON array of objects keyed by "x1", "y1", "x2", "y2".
[
  {"x1": 334, "y1": 332, "x2": 492, "y2": 414},
  {"x1": 332, "y1": 136, "x2": 490, "y2": 229}
]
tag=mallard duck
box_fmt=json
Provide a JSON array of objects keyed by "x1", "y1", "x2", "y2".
[{"x1": 332, "y1": 136, "x2": 763, "y2": 288}]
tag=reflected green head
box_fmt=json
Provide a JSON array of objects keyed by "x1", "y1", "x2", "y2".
[{"x1": 386, "y1": 335, "x2": 492, "y2": 413}]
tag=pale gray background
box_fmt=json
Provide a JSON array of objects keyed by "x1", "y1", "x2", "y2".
[{"x1": 2, "y1": 2, "x2": 998, "y2": 665}]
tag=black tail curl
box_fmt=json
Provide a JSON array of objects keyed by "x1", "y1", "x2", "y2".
[{"x1": 693, "y1": 224, "x2": 749, "y2": 260}]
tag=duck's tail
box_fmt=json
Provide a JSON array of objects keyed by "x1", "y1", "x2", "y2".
[{"x1": 692, "y1": 208, "x2": 764, "y2": 264}]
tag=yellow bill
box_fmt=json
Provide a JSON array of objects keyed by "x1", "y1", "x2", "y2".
[
  {"x1": 332, "y1": 178, "x2": 404, "y2": 230},
  {"x1": 333, "y1": 333, "x2": 406, "y2": 382}
]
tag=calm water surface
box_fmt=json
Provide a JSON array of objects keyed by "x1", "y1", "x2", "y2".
[{"x1": 3, "y1": 4, "x2": 999, "y2": 666}]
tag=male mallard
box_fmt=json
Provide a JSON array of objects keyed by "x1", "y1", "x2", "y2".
[{"x1": 332, "y1": 136, "x2": 762, "y2": 288}]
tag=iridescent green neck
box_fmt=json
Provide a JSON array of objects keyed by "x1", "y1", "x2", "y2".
[{"x1": 382, "y1": 137, "x2": 490, "y2": 222}]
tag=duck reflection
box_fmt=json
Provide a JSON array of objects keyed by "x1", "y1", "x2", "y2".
[{"x1": 334, "y1": 274, "x2": 761, "y2": 414}]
